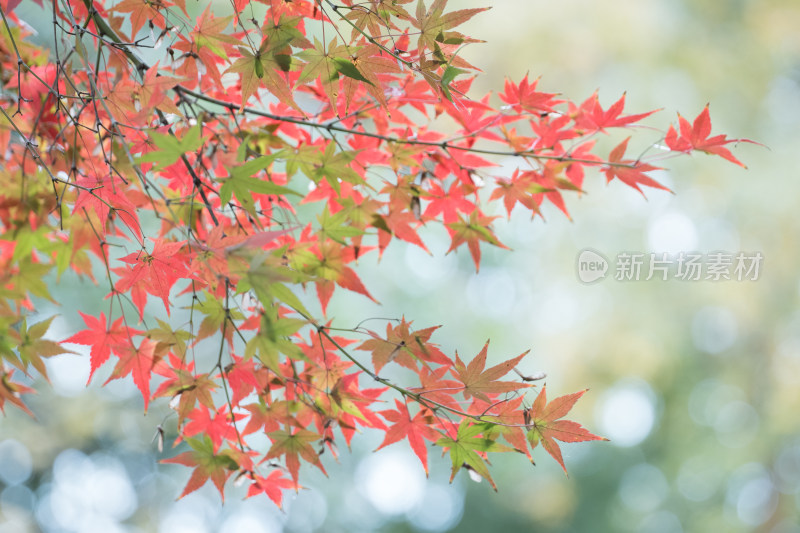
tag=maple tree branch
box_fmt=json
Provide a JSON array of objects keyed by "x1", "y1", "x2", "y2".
[
  {"x1": 317, "y1": 326, "x2": 532, "y2": 429},
  {"x1": 79, "y1": 0, "x2": 220, "y2": 227},
  {"x1": 174, "y1": 86, "x2": 633, "y2": 168},
  {"x1": 0, "y1": 5, "x2": 31, "y2": 115},
  {"x1": 321, "y1": 0, "x2": 415, "y2": 67},
  {"x1": 215, "y1": 293, "x2": 250, "y2": 456},
  {"x1": 76, "y1": 1, "x2": 636, "y2": 171}
]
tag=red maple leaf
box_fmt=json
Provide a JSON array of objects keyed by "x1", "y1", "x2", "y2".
[
  {"x1": 114, "y1": 239, "x2": 189, "y2": 316},
  {"x1": 242, "y1": 400, "x2": 297, "y2": 436},
  {"x1": 499, "y1": 74, "x2": 562, "y2": 114},
  {"x1": 376, "y1": 400, "x2": 440, "y2": 475},
  {"x1": 423, "y1": 182, "x2": 476, "y2": 227},
  {"x1": 575, "y1": 92, "x2": 658, "y2": 132},
  {"x1": 446, "y1": 211, "x2": 508, "y2": 272},
  {"x1": 409, "y1": 365, "x2": 463, "y2": 411},
  {"x1": 451, "y1": 342, "x2": 529, "y2": 403},
  {"x1": 162, "y1": 436, "x2": 244, "y2": 501},
  {"x1": 489, "y1": 169, "x2": 546, "y2": 217},
  {"x1": 526, "y1": 385, "x2": 607, "y2": 475},
  {"x1": 103, "y1": 337, "x2": 159, "y2": 411},
  {"x1": 114, "y1": 0, "x2": 165, "y2": 38},
  {"x1": 665, "y1": 105, "x2": 754, "y2": 167},
  {"x1": 64, "y1": 312, "x2": 141, "y2": 384},
  {"x1": 357, "y1": 318, "x2": 451, "y2": 374},
  {"x1": 183, "y1": 406, "x2": 243, "y2": 452},
  {"x1": 603, "y1": 137, "x2": 670, "y2": 196},
  {"x1": 246, "y1": 469, "x2": 297, "y2": 507}
]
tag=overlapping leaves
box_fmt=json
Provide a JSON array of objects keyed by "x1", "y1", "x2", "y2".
[{"x1": 0, "y1": 0, "x2": 753, "y2": 506}]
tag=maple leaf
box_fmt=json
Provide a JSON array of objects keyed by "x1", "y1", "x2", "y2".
[
  {"x1": 246, "y1": 470, "x2": 297, "y2": 507},
  {"x1": 446, "y1": 211, "x2": 509, "y2": 272},
  {"x1": 72, "y1": 172, "x2": 141, "y2": 239},
  {"x1": 227, "y1": 41, "x2": 301, "y2": 112},
  {"x1": 297, "y1": 38, "x2": 350, "y2": 110},
  {"x1": 16, "y1": 316, "x2": 75, "y2": 379},
  {"x1": 665, "y1": 105, "x2": 754, "y2": 168},
  {"x1": 243, "y1": 309, "x2": 306, "y2": 374},
  {"x1": 218, "y1": 154, "x2": 301, "y2": 218},
  {"x1": 266, "y1": 428, "x2": 327, "y2": 484},
  {"x1": 339, "y1": 44, "x2": 400, "y2": 110},
  {"x1": 192, "y1": 290, "x2": 244, "y2": 344},
  {"x1": 183, "y1": 406, "x2": 243, "y2": 452},
  {"x1": 525, "y1": 385, "x2": 607, "y2": 475},
  {"x1": 451, "y1": 342, "x2": 529, "y2": 403},
  {"x1": 374, "y1": 208, "x2": 429, "y2": 255},
  {"x1": 134, "y1": 64, "x2": 187, "y2": 117},
  {"x1": 423, "y1": 181, "x2": 476, "y2": 226},
  {"x1": 328, "y1": 373, "x2": 387, "y2": 428},
  {"x1": 412, "y1": 0, "x2": 488, "y2": 56},
  {"x1": 407, "y1": 365, "x2": 463, "y2": 411},
  {"x1": 64, "y1": 312, "x2": 141, "y2": 384},
  {"x1": 357, "y1": 318, "x2": 451, "y2": 374},
  {"x1": 137, "y1": 124, "x2": 205, "y2": 172},
  {"x1": 603, "y1": 137, "x2": 670, "y2": 196},
  {"x1": 242, "y1": 400, "x2": 296, "y2": 436},
  {"x1": 225, "y1": 354, "x2": 272, "y2": 405},
  {"x1": 147, "y1": 318, "x2": 193, "y2": 359},
  {"x1": 479, "y1": 396, "x2": 531, "y2": 459},
  {"x1": 308, "y1": 241, "x2": 377, "y2": 314},
  {"x1": 376, "y1": 400, "x2": 440, "y2": 474},
  {"x1": 191, "y1": 8, "x2": 240, "y2": 60},
  {"x1": 575, "y1": 92, "x2": 658, "y2": 132},
  {"x1": 152, "y1": 354, "x2": 216, "y2": 424},
  {"x1": 104, "y1": 337, "x2": 160, "y2": 411},
  {"x1": 114, "y1": 0, "x2": 165, "y2": 38},
  {"x1": 162, "y1": 436, "x2": 241, "y2": 501},
  {"x1": 0, "y1": 369, "x2": 35, "y2": 417},
  {"x1": 499, "y1": 74, "x2": 562, "y2": 114},
  {"x1": 489, "y1": 169, "x2": 549, "y2": 217},
  {"x1": 435, "y1": 420, "x2": 513, "y2": 490},
  {"x1": 113, "y1": 239, "x2": 189, "y2": 316},
  {"x1": 344, "y1": 0, "x2": 412, "y2": 40}
]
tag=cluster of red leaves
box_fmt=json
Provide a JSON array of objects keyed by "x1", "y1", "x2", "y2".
[{"x1": 0, "y1": 0, "x2": 749, "y2": 504}]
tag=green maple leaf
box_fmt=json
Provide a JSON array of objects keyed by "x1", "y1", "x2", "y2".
[
  {"x1": 218, "y1": 153, "x2": 300, "y2": 217},
  {"x1": 440, "y1": 65, "x2": 467, "y2": 102},
  {"x1": 244, "y1": 309, "x2": 306, "y2": 373},
  {"x1": 192, "y1": 291, "x2": 244, "y2": 343},
  {"x1": 288, "y1": 142, "x2": 364, "y2": 194},
  {"x1": 147, "y1": 317, "x2": 193, "y2": 358},
  {"x1": 17, "y1": 316, "x2": 74, "y2": 379},
  {"x1": 412, "y1": 0, "x2": 487, "y2": 55},
  {"x1": 227, "y1": 41, "x2": 301, "y2": 112},
  {"x1": 297, "y1": 38, "x2": 349, "y2": 108},
  {"x1": 266, "y1": 428, "x2": 326, "y2": 484},
  {"x1": 316, "y1": 206, "x2": 366, "y2": 245},
  {"x1": 137, "y1": 124, "x2": 205, "y2": 171},
  {"x1": 436, "y1": 420, "x2": 513, "y2": 491}
]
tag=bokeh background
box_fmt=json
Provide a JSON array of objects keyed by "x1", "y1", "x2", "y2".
[{"x1": 2, "y1": 0, "x2": 799, "y2": 532}]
